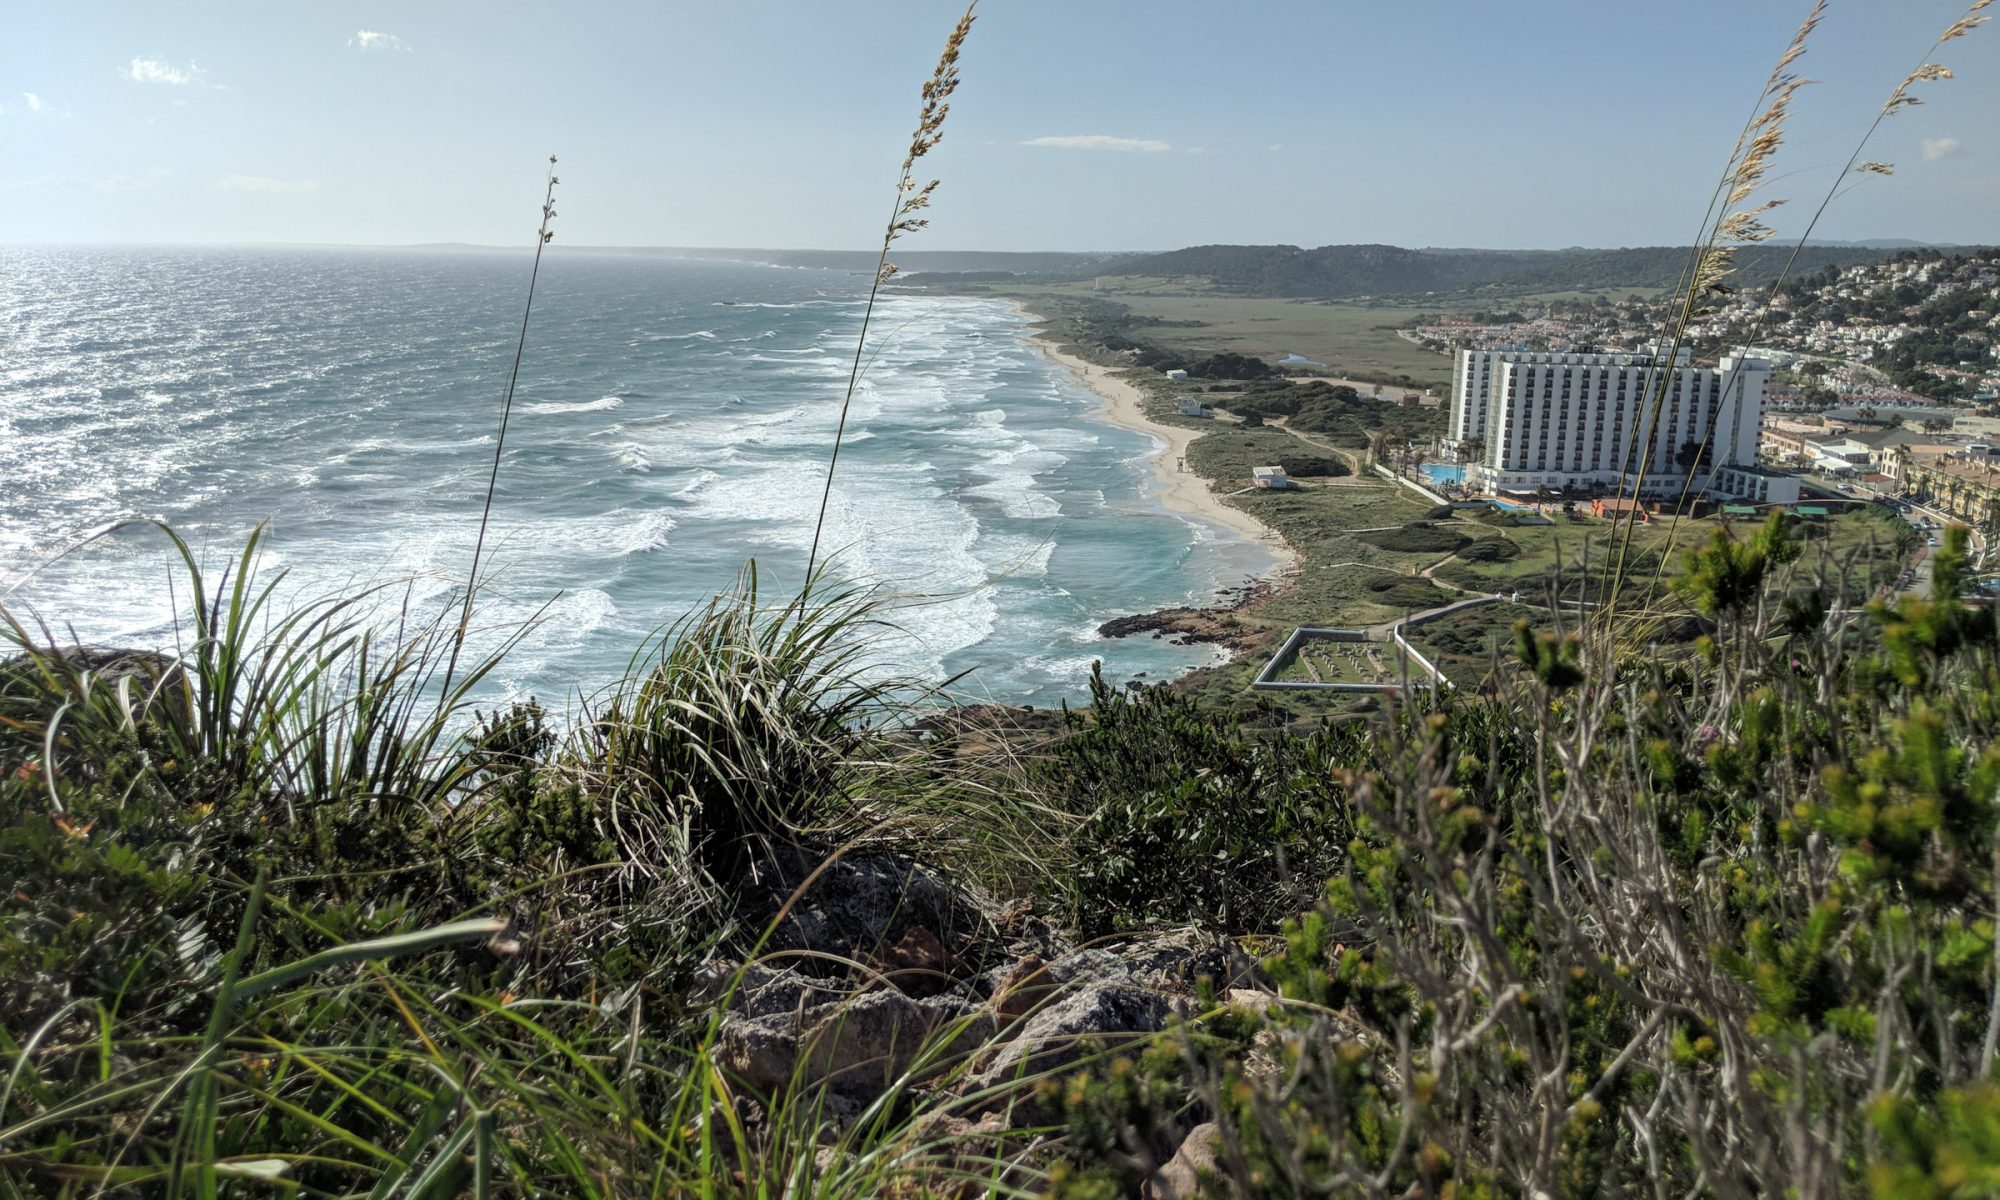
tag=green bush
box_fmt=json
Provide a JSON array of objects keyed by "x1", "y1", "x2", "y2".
[
  {"x1": 1035, "y1": 667, "x2": 1362, "y2": 936},
  {"x1": 1455, "y1": 536, "x2": 1521, "y2": 563},
  {"x1": 1042, "y1": 525, "x2": 2000, "y2": 1199},
  {"x1": 1356, "y1": 521, "x2": 1471, "y2": 554},
  {"x1": 1363, "y1": 573, "x2": 1447, "y2": 608},
  {"x1": 1274, "y1": 453, "x2": 1347, "y2": 478}
]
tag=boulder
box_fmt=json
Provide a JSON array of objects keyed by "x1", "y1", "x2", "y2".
[
  {"x1": 974, "y1": 982, "x2": 1173, "y2": 1085},
  {"x1": 1143, "y1": 1123, "x2": 1223, "y2": 1200},
  {"x1": 760, "y1": 853, "x2": 993, "y2": 976},
  {"x1": 718, "y1": 987, "x2": 998, "y2": 1100}
]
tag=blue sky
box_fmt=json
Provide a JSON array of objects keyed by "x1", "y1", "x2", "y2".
[{"x1": 4, "y1": 1, "x2": 1996, "y2": 250}]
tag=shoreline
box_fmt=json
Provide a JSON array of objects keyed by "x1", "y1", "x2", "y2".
[{"x1": 1009, "y1": 306, "x2": 1301, "y2": 590}]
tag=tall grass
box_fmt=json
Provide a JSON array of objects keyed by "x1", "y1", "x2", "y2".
[
  {"x1": 1599, "y1": 0, "x2": 1989, "y2": 629},
  {"x1": 804, "y1": 5, "x2": 976, "y2": 584},
  {"x1": 444, "y1": 156, "x2": 563, "y2": 696}
]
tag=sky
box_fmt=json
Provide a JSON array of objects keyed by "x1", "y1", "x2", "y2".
[{"x1": 4, "y1": 1, "x2": 1997, "y2": 252}]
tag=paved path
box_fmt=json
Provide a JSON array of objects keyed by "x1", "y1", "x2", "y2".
[{"x1": 1365, "y1": 593, "x2": 1502, "y2": 639}]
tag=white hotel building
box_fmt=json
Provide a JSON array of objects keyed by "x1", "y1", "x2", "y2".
[{"x1": 1445, "y1": 347, "x2": 1769, "y2": 497}]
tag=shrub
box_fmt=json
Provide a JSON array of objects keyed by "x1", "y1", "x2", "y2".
[
  {"x1": 1362, "y1": 573, "x2": 1447, "y2": 608},
  {"x1": 1356, "y1": 522, "x2": 1470, "y2": 554},
  {"x1": 1455, "y1": 536, "x2": 1521, "y2": 563},
  {"x1": 1274, "y1": 454, "x2": 1346, "y2": 478},
  {"x1": 1034, "y1": 667, "x2": 1361, "y2": 936},
  {"x1": 1043, "y1": 525, "x2": 2000, "y2": 1199}
]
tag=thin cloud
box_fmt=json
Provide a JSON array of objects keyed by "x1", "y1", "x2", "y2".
[
  {"x1": 212, "y1": 173, "x2": 320, "y2": 195},
  {"x1": 1020, "y1": 134, "x2": 1171, "y2": 153},
  {"x1": 0, "y1": 174, "x2": 80, "y2": 192},
  {"x1": 1266, "y1": 143, "x2": 1284, "y2": 152},
  {"x1": 96, "y1": 169, "x2": 171, "y2": 194},
  {"x1": 1922, "y1": 137, "x2": 1961, "y2": 161},
  {"x1": 122, "y1": 56, "x2": 199, "y2": 85},
  {"x1": 350, "y1": 30, "x2": 412, "y2": 52},
  {"x1": 23, "y1": 92, "x2": 47, "y2": 114}
]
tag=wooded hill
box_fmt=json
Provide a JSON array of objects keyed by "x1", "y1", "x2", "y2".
[{"x1": 1103, "y1": 242, "x2": 1926, "y2": 299}]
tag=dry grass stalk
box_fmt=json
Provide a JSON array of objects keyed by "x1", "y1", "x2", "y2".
[
  {"x1": 443, "y1": 156, "x2": 561, "y2": 694},
  {"x1": 805, "y1": 5, "x2": 977, "y2": 583},
  {"x1": 1602, "y1": 0, "x2": 1989, "y2": 633}
]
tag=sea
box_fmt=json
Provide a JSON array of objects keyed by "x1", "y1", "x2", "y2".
[{"x1": 0, "y1": 247, "x2": 1277, "y2": 710}]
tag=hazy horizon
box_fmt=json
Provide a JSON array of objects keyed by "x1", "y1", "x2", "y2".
[
  {"x1": 6, "y1": 1, "x2": 1996, "y2": 251},
  {"x1": 6, "y1": 237, "x2": 1989, "y2": 255}
]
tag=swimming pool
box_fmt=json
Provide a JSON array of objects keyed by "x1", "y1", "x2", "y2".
[{"x1": 1420, "y1": 464, "x2": 1466, "y2": 486}]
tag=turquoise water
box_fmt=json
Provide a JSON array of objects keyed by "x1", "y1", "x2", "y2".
[
  {"x1": 1421, "y1": 463, "x2": 1466, "y2": 486},
  {"x1": 0, "y1": 248, "x2": 1277, "y2": 708}
]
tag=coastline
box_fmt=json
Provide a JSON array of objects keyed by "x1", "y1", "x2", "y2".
[{"x1": 1010, "y1": 306, "x2": 1301, "y2": 587}]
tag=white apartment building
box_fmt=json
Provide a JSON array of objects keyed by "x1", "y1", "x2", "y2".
[{"x1": 1445, "y1": 348, "x2": 1769, "y2": 497}]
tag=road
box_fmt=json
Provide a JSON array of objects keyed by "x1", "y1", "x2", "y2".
[{"x1": 1815, "y1": 479, "x2": 1985, "y2": 600}]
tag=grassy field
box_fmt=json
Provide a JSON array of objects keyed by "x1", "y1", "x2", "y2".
[{"x1": 956, "y1": 280, "x2": 1453, "y2": 389}]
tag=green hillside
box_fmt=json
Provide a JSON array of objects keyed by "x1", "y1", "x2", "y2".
[{"x1": 1102, "y1": 242, "x2": 1918, "y2": 299}]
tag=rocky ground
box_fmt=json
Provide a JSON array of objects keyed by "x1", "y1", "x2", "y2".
[
  {"x1": 1096, "y1": 575, "x2": 1289, "y2": 662},
  {"x1": 708, "y1": 852, "x2": 1269, "y2": 1196}
]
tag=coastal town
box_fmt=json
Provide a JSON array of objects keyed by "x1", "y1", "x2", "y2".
[
  {"x1": 1006, "y1": 246, "x2": 2000, "y2": 704},
  {"x1": 1405, "y1": 247, "x2": 2000, "y2": 407}
]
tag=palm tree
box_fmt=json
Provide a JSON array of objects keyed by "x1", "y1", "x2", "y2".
[{"x1": 1458, "y1": 435, "x2": 1486, "y2": 466}]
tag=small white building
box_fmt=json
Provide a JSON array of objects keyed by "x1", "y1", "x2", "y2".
[
  {"x1": 1165, "y1": 368, "x2": 1191, "y2": 381},
  {"x1": 1252, "y1": 466, "x2": 1296, "y2": 490},
  {"x1": 1709, "y1": 464, "x2": 1803, "y2": 505},
  {"x1": 1175, "y1": 396, "x2": 1212, "y2": 418}
]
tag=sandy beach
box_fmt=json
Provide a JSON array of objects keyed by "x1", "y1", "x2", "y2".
[{"x1": 1024, "y1": 330, "x2": 1300, "y2": 583}]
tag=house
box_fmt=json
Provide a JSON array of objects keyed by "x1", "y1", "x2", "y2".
[
  {"x1": 1164, "y1": 369, "x2": 1190, "y2": 381},
  {"x1": 1803, "y1": 434, "x2": 1871, "y2": 476},
  {"x1": 1174, "y1": 396, "x2": 1212, "y2": 418},
  {"x1": 1252, "y1": 466, "x2": 1297, "y2": 490},
  {"x1": 1590, "y1": 497, "x2": 1652, "y2": 522},
  {"x1": 1904, "y1": 449, "x2": 2000, "y2": 527}
]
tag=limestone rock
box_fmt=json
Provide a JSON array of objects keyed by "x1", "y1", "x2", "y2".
[
  {"x1": 762, "y1": 854, "x2": 990, "y2": 975},
  {"x1": 1143, "y1": 1123, "x2": 1222, "y2": 1200},
  {"x1": 974, "y1": 981, "x2": 1173, "y2": 1084},
  {"x1": 718, "y1": 987, "x2": 997, "y2": 1099}
]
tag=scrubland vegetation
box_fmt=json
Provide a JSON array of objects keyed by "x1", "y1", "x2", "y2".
[
  {"x1": 8, "y1": 1, "x2": 1999, "y2": 1194},
  {"x1": 5, "y1": 514, "x2": 1998, "y2": 1197}
]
